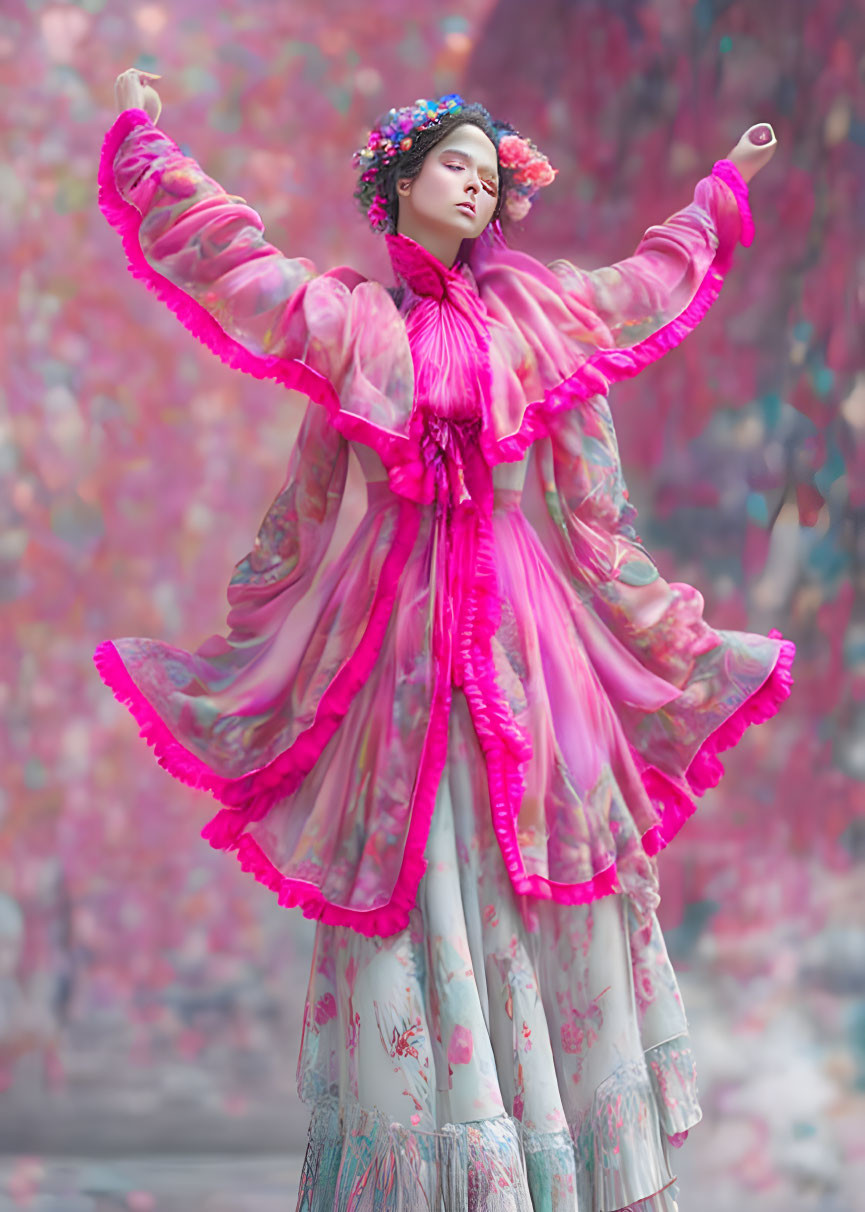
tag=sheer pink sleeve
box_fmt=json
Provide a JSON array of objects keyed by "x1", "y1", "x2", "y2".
[
  {"x1": 545, "y1": 160, "x2": 753, "y2": 352},
  {"x1": 474, "y1": 161, "x2": 755, "y2": 457},
  {"x1": 98, "y1": 108, "x2": 363, "y2": 392}
]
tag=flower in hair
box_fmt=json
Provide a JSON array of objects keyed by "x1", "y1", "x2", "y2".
[
  {"x1": 367, "y1": 193, "x2": 389, "y2": 229},
  {"x1": 497, "y1": 132, "x2": 557, "y2": 197},
  {"x1": 352, "y1": 94, "x2": 557, "y2": 233},
  {"x1": 492, "y1": 128, "x2": 558, "y2": 223},
  {"x1": 352, "y1": 93, "x2": 469, "y2": 231},
  {"x1": 497, "y1": 135, "x2": 532, "y2": 168}
]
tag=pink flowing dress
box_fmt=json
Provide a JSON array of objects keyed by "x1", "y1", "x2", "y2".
[{"x1": 96, "y1": 108, "x2": 795, "y2": 1211}]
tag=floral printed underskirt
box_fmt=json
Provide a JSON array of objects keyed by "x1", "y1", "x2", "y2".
[{"x1": 295, "y1": 691, "x2": 701, "y2": 1211}]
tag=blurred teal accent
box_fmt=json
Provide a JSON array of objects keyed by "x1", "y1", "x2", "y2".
[
  {"x1": 760, "y1": 392, "x2": 782, "y2": 429},
  {"x1": 843, "y1": 632, "x2": 865, "y2": 667},
  {"x1": 847, "y1": 1001, "x2": 865, "y2": 1090},
  {"x1": 617, "y1": 559, "x2": 660, "y2": 586},
  {"x1": 330, "y1": 86, "x2": 353, "y2": 115},
  {"x1": 814, "y1": 437, "x2": 845, "y2": 496},
  {"x1": 719, "y1": 35, "x2": 733, "y2": 52},
  {"x1": 134, "y1": 53, "x2": 160, "y2": 73},
  {"x1": 746, "y1": 492, "x2": 769, "y2": 526},
  {"x1": 806, "y1": 534, "x2": 848, "y2": 582},
  {"x1": 694, "y1": 0, "x2": 714, "y2": 33},
  {"x1": 812, "y1": 365, "x2": 835, "y2": 395},
  {"x1": 793, "y1": 320, "x2": 813, "y2": 342},
  {"x1": 49, "y1": 496, "x2": 105, "y2": 549},
  {"x1": 181, "y1": 66, "x2": 221, "y2": 95},
  {"x1": 24, "y1": 758, "x2": 46, "y2": 791},
  {"x1": 666, "y1": 900, "x2": 720, "y2": 962}
]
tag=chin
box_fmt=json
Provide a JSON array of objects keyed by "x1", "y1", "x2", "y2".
[{"x1": 452, "y1": 213, "x2": 491, "y2": 239}]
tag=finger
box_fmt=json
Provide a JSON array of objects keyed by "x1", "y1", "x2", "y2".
[{"x1": 142, "y1": 84, "x2": 163, "y2": 124}]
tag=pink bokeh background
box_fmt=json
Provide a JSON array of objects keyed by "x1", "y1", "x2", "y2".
[{"x1": 2, "y1": 0, "x2": 864, "y2": 1205}]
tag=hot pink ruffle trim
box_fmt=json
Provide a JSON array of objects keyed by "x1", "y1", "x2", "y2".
[
  {"x1": 102, "y1": 112, "x2": 754, "y2": 493},
  {"x1": 93, "y1": 501, "x2": 431, "y2": 939},
  {"x1": 93, "y1": 640, "x2": 230, "y2": 796},
  {"x1": 94, "y1": 624, "x2": 795, "y2": 935},
  {"x1": 684, "y1": 627, "x2": 795, "y2": 796},
  {"x1": 93, "y1": 500, "x2": 419, "y2": 810},
  {"x1": 223, "y1": 589, "x2": 456, "y2": 939},
  {"x1": 638, "y1": 628, "x2": 796, "y2": 858},
  {"x1": 98, "y1": 109, "x2": 425, "y2": 497},
  {"x1": 487, "y1": 159, "x2": 756, "y2": 464}
]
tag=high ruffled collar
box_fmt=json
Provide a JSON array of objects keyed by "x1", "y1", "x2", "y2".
[{"x1": 384, "y1": 232, "x2": 478, "y2": 301}]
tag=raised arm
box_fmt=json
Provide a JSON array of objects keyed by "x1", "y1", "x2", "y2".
[
  {"x1": 475, "y1": 125, "x2": 777, "y2": 425},
  {"x1": 546, "y1": 125, "x2": 777, "y2": 353},
  {"x1": 101, "y1": 70, "x2": 363, "y2": 391}
]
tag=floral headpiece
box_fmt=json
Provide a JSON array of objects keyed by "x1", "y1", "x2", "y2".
[{"x1": 352, "y1": 93, "x2": 557, "y2": 233}]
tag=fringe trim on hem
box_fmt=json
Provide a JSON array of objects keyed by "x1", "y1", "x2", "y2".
[{"x1": 296, "y1": 1038, "x2": 698, "y2": 1211}]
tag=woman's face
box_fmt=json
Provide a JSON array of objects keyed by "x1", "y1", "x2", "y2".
[{"x1": 396, "y1": 123, "x2": 499, "y2": 263}]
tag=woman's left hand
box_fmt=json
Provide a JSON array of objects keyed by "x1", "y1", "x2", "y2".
[
  {"x1": 726, "y1": 123, "x2": 777, "y2": 183},
  {"x1": 114, "y1": 68, "x2": 163, "y2": 124}
]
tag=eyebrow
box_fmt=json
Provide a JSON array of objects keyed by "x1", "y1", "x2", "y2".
[{"x1": 438, "y1": 146, "x2": 498, "y2": 179}]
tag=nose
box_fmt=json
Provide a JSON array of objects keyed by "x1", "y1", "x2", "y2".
[{"x1": 464, "y1": 174, "x2": 480, "y2": 197}]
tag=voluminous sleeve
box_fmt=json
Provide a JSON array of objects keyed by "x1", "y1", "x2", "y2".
[
  {"x1": 476, "y1": 161, "x2": 755, "y2": 451},
  {"x1": 545, "y1": 160, "x2": 753, "y2": 353},
  {"x1": 98, "y1": 108, "x2": 363, "y2": 397}
]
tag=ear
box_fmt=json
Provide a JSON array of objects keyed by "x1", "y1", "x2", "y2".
[{"x1": 397, "y1": 177, "x2": 412, "y2": 197}]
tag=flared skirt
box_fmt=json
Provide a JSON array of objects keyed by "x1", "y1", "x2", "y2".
[{"x1": 294, "y1": 690, "x2": 700, "y2": 1212}]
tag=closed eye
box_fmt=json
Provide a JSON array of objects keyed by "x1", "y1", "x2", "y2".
[{"x1": 446, "y1": 163, "x2": 497, "y2": 195}]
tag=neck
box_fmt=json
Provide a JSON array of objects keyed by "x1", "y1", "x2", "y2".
[{"x1": 395, "y1": 217, "x2": 461, "y2": 270}]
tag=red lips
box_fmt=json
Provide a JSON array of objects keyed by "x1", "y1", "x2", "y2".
[{"x1": 457, "y1": 201, "x2": 476, "y2": 215}]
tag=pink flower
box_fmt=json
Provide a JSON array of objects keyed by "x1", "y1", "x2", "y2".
[
  {"x1": 504, "y1": 194, "x2": 531, "y2": 222},
  {"x1": 367, "y1": 193, "x2": 389, "y2": 228},
  {"x1": 314, "y1": 993, "x2": 337, "y2": 1025},
  {"x1": 498, "y1": 134, "x2": 532, "y2": 167},
  {"x1": 561, "y1": 1020, "x2": 585, "y2": 1054},
  {"x1": 522, "y1": 159, "x2": 557, "y2": 187},
  {"x1": 446, "y1": 1024, "x2": 474, "y2": 1065}
]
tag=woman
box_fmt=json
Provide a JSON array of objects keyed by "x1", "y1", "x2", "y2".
[{"x1": 100, "y1": 71, "x2": 794, "y2": 1211}]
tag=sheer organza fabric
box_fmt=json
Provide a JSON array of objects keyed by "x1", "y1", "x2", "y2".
[{"x1": 95, "y1": 110, "x2": 793, "y2": 941}]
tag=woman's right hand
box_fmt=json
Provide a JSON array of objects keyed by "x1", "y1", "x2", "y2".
[
  {"x1": 725, "y1": 123, "x2": 777, "y2": 184},
  {"x1": 114, "y1": 68, "x2": 163, "y2": 124}
]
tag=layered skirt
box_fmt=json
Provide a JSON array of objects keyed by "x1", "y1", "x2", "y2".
[{"x1": 294, "y1": 691, "x2": 700, "y2": 1212}]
